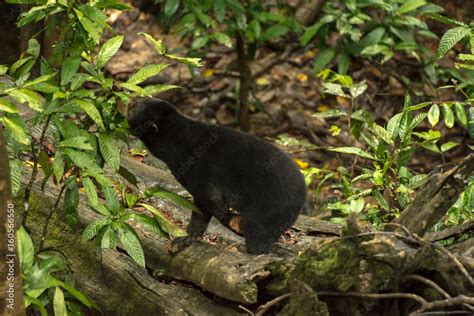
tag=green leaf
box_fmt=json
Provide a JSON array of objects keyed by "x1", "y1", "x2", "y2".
[
  {"x1": 82, "y1": 218, "x2": 111, "y2": 241},
  {"x1": 372, "y1": 189, "x2": 389, "y2": 210},
  {"x1": 165, "y1": 54, "x2": 202, "y2": 67},
  {"x1": 143, "y1": 84, "x2": 179, "y2": 96},
  {"x1": 213, "y1": 32, "x2": 232, "y2": 47},
  {"x1": 97, "y1": 35, "x2": 124, "y2": 68},
  {"x1": 0, "y1": 98, "x2": 19, "y2": 113},
  {"x1": 61, "y1": 56, "x2": 81, "y2": 86},
  {"x1": 397, "y1": 0, "x2": 427, "y2": 14},
  {"x1": 17, "y1": 226, "x2": 35, "y2": 273},
  {"x1": 261, "y1": 24, "x2": 289, "y2": 41},
  {"x1": 138, "y1": 203, "x2": 186, "y2": 237},
  {"x1": 98, "y1": 132, "x2": 120, "y2": 171},
  {"x1": 1, "y1": 115, "x2": 30, "y2": 145},
  {"x1": 53, "y1": 150, "x2": 64, "y2": 183},
  {"x1": 328, "y1": 147, "x2": 377, "y2": 160},
  {"x1": 100, "y1": 225, "x2": 118, "y2": 249},
  {"x1": 118, "y1": 165, "x2": 138, "y2": 187},
  {"x1": 129, "y1": 214, "x2": 166, "y2": 237},
  {"x1": 138, "y1": 32, "x2": 166, "y2": 54},
  {"x1": 60, "y1": 136, "x2": 93, "y2": 150},
  {"x1": 454, "y1": 102, "x2": 467, "y2": 126},
  {"x1": 64, "y1": 178, "x2": 79, "y2": 228},
  {"x1": 468, "y1": 107, "x2": 474, "y2": 139},
  {"x1": 408, "y1": 174, "x2": 428, "y2": 189},
  {"x1": 118, "y1": 224, "x2": 145, "y2": 267},
  {"x1": 53, "y1": 288, "x2": 67, "y2": 316},
  {"x1": 144, "y1": 186, "x2": 200, "y2": 213},
  {"x1": 428, "y1": 104, "x2": 440, "y2": 127},
  {"x1": 387, "y1": 112, "x2": 403, "y2": 140},
  {"x1": 22, "y1": 73, "x2": 56, "y2": 89},
  {"x1": 191, "y1": 36, "x2": 209, "y2": 50},
  {"x1": 313, "y1": 48, "x2": 337, "y2": 74},
  {"x1": 214, "y1": 0, "x2": 226, "y2": 22},
  {"x1": 437, "y1": 26, "x2": 471, "y2": 59},
  {"x1": 73, "y1": 99, "x2": 104, "y2": 129},
  {"x1": 359, "y1": 27, "x2": 386, "y2": 49},
  {"x1": 441, "y1": 103, "x2": 455, "y2": 128},
  {"x1": 440, "y1": 141, "x2": 459, "y2": 152},
  {"x1": 0, "y1": 64, "x2": 8, "y2": 75},
  {"x1": 372, "y1": 124, "x2": 393, "y2": 145},
  {"x1": 126, "y1": 64, "x2": 169, "y2": 85},
  {"x1": 164, "y1": 0, "x2": 180, "y2": 16},
  {"x1": 82, "y1": 177, "x2": 99, "y2": 207},
  {"x1": 427, "y1": 13, "x2": 466, "y2": 27},
  {"x1": 8, "y1": 88, "x2": 43, "y2": 112},
  {"x1": 63, "y1": 149, "x2": 103, "y2": 176},
  {"x1": 103, "y1": 184, "x2": 120, "y2": 214},
  {"x1": 9, "y1": 159, "x2": 22, "y2": 196}
]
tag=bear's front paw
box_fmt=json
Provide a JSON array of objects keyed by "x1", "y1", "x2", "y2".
[{"x1": 168, "y1": 236, "x2": 196, "y2": 254}]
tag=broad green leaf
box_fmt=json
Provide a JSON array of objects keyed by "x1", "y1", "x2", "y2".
[
  {"x1": 397, "y1": 0, "x2": 427, "y2": 14},
  {"x1": 144, "y1": 186, "x2": 200, "y2": 213},
  {"x1": 454, "y1": 102, "x2": 467, "y2": 126},
  {"x1": 322, "y1": 82, "x2": 349, "y2": 98},
  {"x1": 103, "y1": 184, "x2": 120, "y2": 214},
  {"x1": 427, "y1": 13, "x2": 467, "y2": 27},
  {"x1": 129, "y1": 214, "x2": 166, "y2": 237},
  {"x1": 138, "y1": 32, "x2": 166, "y2": 54},
  {"x1": 52, "y1": 150, "x2": 64, "y2": 183},
  {"x1": 191, "y1": 36, "x2": 209, "y2": 50},
  {"x1": 73, "y1": 99, "x2": 104, "y2": 129},
  {"x1": 22, "y1": 73, "x2": 56, "y2": 89},
  {"x1": 359, "y1": 27, "x2": 386, "y2": 49},
  {"x1": 9, "y1": 159, "x2": 22, "y2": 195},
  {"x1": 328, "y1": 147, "x2": 377, "y2": 160},
  {"x1": 100, "y1": 225, "x2": 118, "y2": 249},
  {"x1": 214, "y1": 0, "x2": 226, "y2": 22},
  {"x1": 0, "y1": 64, "x2": 8, "y2": 75},
  {"x1": 17, "y1": 226, "x2": 35, "y2": 273},
  {"x1": 440, "y1": 141, "x2": 459, "y2": 152},
  {"x1": 164, "y1": 0, "x2": 180, "y2": 16},
  {"x1": 213, "y1": 32, "x2": 232, "y2": 47},
  {"x1": 64, "y1": 178, "x2": 79, "y2": 228},
  {"x1": 372, "y1": 189, "x2": 389, "y2": 210},
  {"x1": 387, "y1": 112, "x2": 403, "y2": 140},
  {"x1": 313, "y1": 49, "x2": 336, "y2": 74},
  {"x1": 53, "y1": 288, "x2": 67, "y2": 316},
  {"x1": 468, "y1": 107, "x2": 474, "y2": 139},
  {"x1": 410, "y1": 112, "x2": 427, "y2": 129},
  {"x1": 144, "y1": 84, "x2": 179, "y2": 95},
  {"x1": 118, "y1": 165, "x2": 138, "y2": 187},
  {"x1": 408, "y1": 174, "x2": 428, "y2": 189},
  {"x1": 0, "y1": 98, "x2": 19, "y2": 113},
  {"x1": 261, "y1": 24, "x2": 289, "y2": 41},
  {"x1": 165, "y1": 54, "x2": 202, "y2": 67},
  {"x1": 8, "y1": 88, "x2": 43, "y2": 112},
  {"x1": 82, "y1": 218, "x2": 111, "y2": 241},
  {"x1": 437, "y1": 26, "x2": 471, "y2": 59},
  {"x1": 349, "y1": 81, "x2": 368, "y2": 98},
  {"x1": 82, "y1": 177, "x2": 99, "y2": 207},
  {"x1": 97, "y1": 35, "x2": 124, "y2": 68},
  {"x1": 98, "y1": 132, "x2": 120, "y2": 171},
  {"x1": 138, "y1": 203, "x2": 186, "y2": 237},
  {"x1": 350, "y1": 198, "x2": 365, "y2": 213},
  {"x1": 61, "y1": 56, "x2": 81, "y2": 86},
  {"x1": 127, "y1": 64, "x2": 169, "y2": 85},
  {"x1": 58, "y1": 280, "x2": 96, "y2": 309},
  {"x1": 60, "y1": 136, "x2": 93, "y2": 150},
  {"x1": 1, "y1": 115, "x2": 30, "y2": 145},
  {"x1": 118, "y1": 224, "x2": 145, "y2": 267},
  {"x1": 63, "y1": 149, "x2": 103, "y2": 175},
  {"x1": 441, "y1": 103, "x2": 455, "y2": 128},
  {"x1": 372, "y1": 124, "x2": 394, "y2": 145},
  {"x1": 428, "y1": 104, "x2": 440, "y2": 127}
]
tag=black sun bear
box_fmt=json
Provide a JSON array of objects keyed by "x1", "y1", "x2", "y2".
[{"x1": 127, "y1": 98, "x2": 306, "y2": 254}]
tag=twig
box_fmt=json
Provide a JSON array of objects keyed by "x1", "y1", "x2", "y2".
[
  {"x1": 38, "y1": 184, "x2": 66, "y2": 251},
  {"x1": 412, "y1": 295, "x2": 474, "y2": 315},
  {"x1": 425, "y1": 219, "x2": 474, "y2": 242},
  {"x1": 316, "y1": 291, "x2": 427, "y2": 305},
  {"x1": 21, "y1": 115, "x2": 52, "y2": 227},
  {"x1": 238, "y1": 305, "x2": 255, "y2": 315},
  {"x1": 255, "y1": 293, "x2": 291, "y2": 316},
  {"x1": 406, "y1": 275, "x2": 451, "y2": 300}
]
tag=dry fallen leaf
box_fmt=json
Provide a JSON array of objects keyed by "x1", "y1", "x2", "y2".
[
  {"x1": 296, "y1": 73, "x2": 309, "y2": 83},
  {"x1": 256, "y1": 77, "x2": 271, "y2": 86},
  {"x1": 201, "y1": 69, "x2": 214, "y2": 78}
]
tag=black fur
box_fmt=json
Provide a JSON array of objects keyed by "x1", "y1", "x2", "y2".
[{"x1": 127, "y1": 98, "x2": 306, "y2": 254}]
